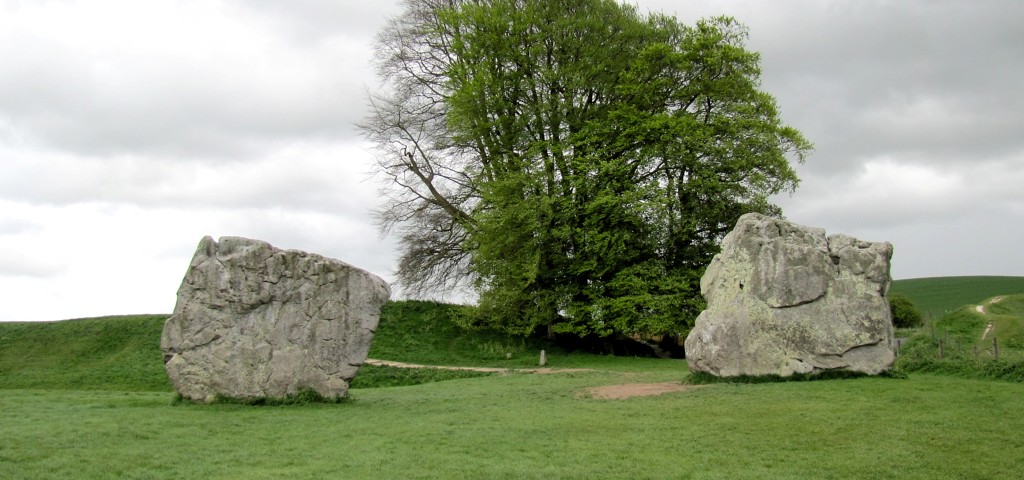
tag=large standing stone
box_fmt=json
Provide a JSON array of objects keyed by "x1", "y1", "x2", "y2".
[
  {"x1": 161, "y1": 236, "x2": 390, "y2": 402},
  {"x1": 685, "y1": 213, "x2": 895, "y2": 377}
]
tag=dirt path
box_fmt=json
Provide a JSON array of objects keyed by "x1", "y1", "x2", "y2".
[
  {"x1": 365, "y1": 358, "x2": 700, "y2": 399},
  {"x1": 364, "y1": 358, "x2": 593, "y2": 374},
  {"x1": 584, "y1": 382, "x2": 704, "y2": 400},
  {"x1": 981, "y1": 321, "x2": 994, "y2": 341},
  {"x1": 977, "y1": 296, "x2": 1004, "y2": 340}
]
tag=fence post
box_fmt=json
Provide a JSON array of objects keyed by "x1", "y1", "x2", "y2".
[
  {"x1": 939, "y1": 339, "x2": 944, "y2": 360},
  {"x1": 993, "y1": 337, "x2": 999, "y2": 360}
]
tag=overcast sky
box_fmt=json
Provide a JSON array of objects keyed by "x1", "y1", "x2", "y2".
[{"x1": 2, "y1": 0, "x2": 1022, "y2": 321}]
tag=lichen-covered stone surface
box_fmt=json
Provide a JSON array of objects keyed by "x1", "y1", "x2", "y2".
[
  {"x1": 161, "y1": 236, "x2": 390, "y2": 402},
  {"x1": 684, "y1": 213, "x2": 895, "y2": 377}
]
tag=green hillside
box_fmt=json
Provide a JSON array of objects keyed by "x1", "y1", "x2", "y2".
[
  {"x1": 895, "y1": 293, "x2": 1024, "y2": 381},
  {"x1": 985, "y1": 294, "x2": 1024, "y2": 350},
  {"x1": 0, "y1": 315, "x2": 171, "y2": 391},
  {"x1": 891, "y1": 276, "x2": 1024, "y2": 316},
  {"x1": 0, "y1": 306, "x2": 507, "y2": 392},
  {"x1": 0, "y1": 302, "x2": 676, "y2": 392}
]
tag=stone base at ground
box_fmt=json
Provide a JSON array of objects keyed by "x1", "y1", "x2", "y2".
[
  {"x1": 685, "y1": 213, "x2": 895, "y2": 377},
  {"x1": 161, "y1": 236, "x2": 390, "y2": 402}
]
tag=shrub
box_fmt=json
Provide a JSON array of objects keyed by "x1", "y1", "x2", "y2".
[{"x1": 889, "y1": 292, "x2": 924, "y2": 328}]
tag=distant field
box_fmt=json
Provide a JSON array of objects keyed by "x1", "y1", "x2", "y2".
[{"x1": 891, "y1": 276, "x2": 1024, "y2": 316}]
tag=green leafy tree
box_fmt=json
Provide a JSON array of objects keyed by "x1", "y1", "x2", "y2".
[
  {"x1": 361, "y1": 0, "x2": 811, "y2": 338},
  {"x1": 889, "y1": 293, "x2": 924, "y2": 328}
]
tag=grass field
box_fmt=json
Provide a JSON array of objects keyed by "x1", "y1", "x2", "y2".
[
  {"x1": 890, "y1": 276, "x2": 1024, "y2": 317},
  {"x1": 3, "y1": 374, "x2": 1023, "y2": 478},
  {"x1": 2, "y1": 279, "x2": 1024, "y2": 478}
]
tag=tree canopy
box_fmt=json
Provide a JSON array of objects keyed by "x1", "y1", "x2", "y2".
[{"x1": 361, "y1": 0, "x2": 811, "y2": 338}]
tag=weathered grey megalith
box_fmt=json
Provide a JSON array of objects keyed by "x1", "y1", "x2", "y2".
[
  {"x1": 161, "y1": 236, "x2": 390, "y2": 402},
  {"x1": 685, "y1": 213, "x2": 894, "y2": 377}
]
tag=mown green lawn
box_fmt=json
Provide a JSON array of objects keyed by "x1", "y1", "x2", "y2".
[
  {"x1": 4, "y1": 292, "x2": 1024, "y2": 479},
  {"x1": 2, "y1": 372, "x2": 1023, "y2": 479}
]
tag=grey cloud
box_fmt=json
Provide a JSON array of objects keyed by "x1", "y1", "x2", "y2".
[
  {"x1": 775, "y1": 154, "x2": 1024, "y2": 242},
  {"x1": 745, "y1": 0, "x2": 1024, "y2": 174},
  {"x1": 0, "y1": 61, "x2": 369, "y2": 160},
  {"x1": 882, "y1": 214, "x2": 1024, "y2": 280},
  {"x1": 0, "y1": 216, "x2": 41, "y2": 236},
  {"x1": 236, "y1": 0, "x2": 403, "y2": 46},
  {"x1": 0, "y1": 252, "x2": 65, "y2": 278},
  {"x1": 0, "y1": 145, "x2": 379, "y2": 216},
  {"x1": 0, "y1": 3, "x2": 379, "y2": 161}
]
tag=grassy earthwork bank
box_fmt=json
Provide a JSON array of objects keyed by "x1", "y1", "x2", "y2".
[
  {"x1": 0, "y1": 315, "x2": 171, "y2": 391},
  {"x1": 1, "y1": 277, "x2": 1023, "y2": 478}
]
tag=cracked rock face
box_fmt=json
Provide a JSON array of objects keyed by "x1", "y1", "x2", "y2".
[
  {"x1": 161, "y1": 236, "x2": 390, "y2": 402},
  {"x1": 685, "y1": 213, "x2": 895, "y2": 377}
]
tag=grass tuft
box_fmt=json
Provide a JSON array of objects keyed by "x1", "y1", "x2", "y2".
[
  {"x1": 686, "y1": 369, "x2": 899, "y2": 385},
  {"x1": 172, "y1": 388, "x2": 352, "y2": 406}
]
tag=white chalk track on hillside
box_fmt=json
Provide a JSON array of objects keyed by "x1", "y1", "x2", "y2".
[{"x1": 977, "y1": 296, "x2": 1005, "y2": 341}]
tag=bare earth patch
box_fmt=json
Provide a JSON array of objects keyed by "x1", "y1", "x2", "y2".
[{"x1": 585, "y1": 382, "x2": 703, "y2": 400}]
